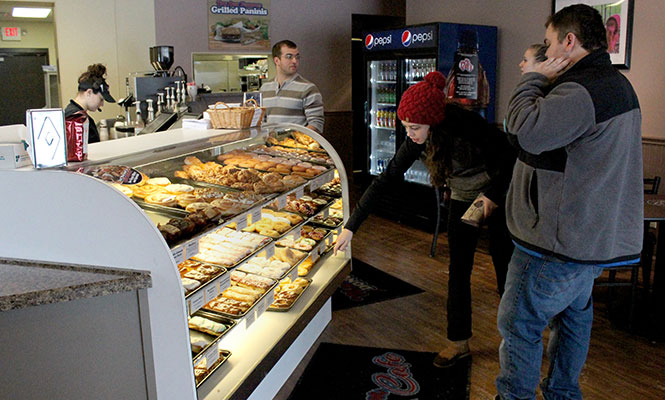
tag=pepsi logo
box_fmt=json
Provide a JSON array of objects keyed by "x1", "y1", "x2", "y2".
[
  {"x1": 401, "y1": 30, "x2": 433, "y2": 47},
  {"x1": 365, "y1": 34, "x2": 374, "y2": 49},
  {"x1": 366, "y1": 34, "x2": 392, "y2": 49},
  {"x1": 458, "y1": 58, "x2": 474, "y2": 72},
  {"x1": 402, "y1": 30, "x2": 412, "y2": 47}
]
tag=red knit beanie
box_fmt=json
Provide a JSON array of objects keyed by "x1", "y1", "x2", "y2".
[{"x1": 397, "y1": 71, "x2": 446, "y2": 125}]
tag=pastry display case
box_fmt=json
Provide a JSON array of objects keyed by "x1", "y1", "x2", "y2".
[{"x1": 0, "y1": 123, "x2": 351, "y2": 400}]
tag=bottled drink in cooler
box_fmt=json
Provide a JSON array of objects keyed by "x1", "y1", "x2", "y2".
[{"x1": 445, "y1": 29, "x2": 490, "y2": 114}]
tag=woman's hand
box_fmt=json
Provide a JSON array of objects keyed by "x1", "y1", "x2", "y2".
[
  {"x1": 333, "y1": 228, "x2": 354, "y2": 255},
  {"x1": 480, "y1": 194, "x2": 498, "y2": 219}
]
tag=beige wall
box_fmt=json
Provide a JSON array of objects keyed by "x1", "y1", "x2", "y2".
[
  {"x1": 0, "y1": 20, "x2": 57, "y2": 65},
  {"x1": 53, "y1": 0, "x2": 156, "y2": 122},
  {"x1": 406, "y1": 0, "x2": 665, "y2": 140},
  {"x1": 155, "y1": 0, "x2": 405, "y2": 112}
]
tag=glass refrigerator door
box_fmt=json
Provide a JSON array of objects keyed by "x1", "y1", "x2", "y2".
[
  {"x1": 368, "y1": 59, "x2": 397, "y2": 176},
  {"x1": 402, "y1": 57, "x2": 437, "y2": 186}
]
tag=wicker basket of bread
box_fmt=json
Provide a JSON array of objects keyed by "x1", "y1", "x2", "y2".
[{"x1": 208, "y1": 99, "x2": 265, "y2": 129}]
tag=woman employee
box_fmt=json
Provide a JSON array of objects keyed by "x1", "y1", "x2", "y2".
[
  {"x1": 64, "y1": 63, "x2": 116, "y2": 143},
  {"x1": 334, "y1": 71, "x2": 516, "y2": 367}
]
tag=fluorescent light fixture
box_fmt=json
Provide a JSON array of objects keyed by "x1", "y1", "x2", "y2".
[{"x1": 12, "y1": 7, "x2": 52, "y2": 18}]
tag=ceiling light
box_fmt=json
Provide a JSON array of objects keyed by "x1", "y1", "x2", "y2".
[{"x1": 12, "y1": 7, "x2": 52, "y2": 18}]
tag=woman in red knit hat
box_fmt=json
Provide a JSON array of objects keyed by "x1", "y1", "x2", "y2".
[{"x1": 335, "y1": 71, "x2": 516, "y2": 367}]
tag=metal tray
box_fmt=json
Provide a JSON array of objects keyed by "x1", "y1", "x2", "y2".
[
  {"x1": 189, "y1": 310, "x2": 237, "y2": 340},
  {"x1": 181, "y1": 262, "x2": 228, "y2": 299},
  {"x1": 193, "y1": 232, "x2": 274, "y2": 270},
  {"x1": 267, "y1": 277, "x2": 312, "y2": 311},
  {"x1": 194, "y1": 349, "x2": 232, "y2": 387},
  {"x1": 201, "y1": 273, "x2": 279, "y2": 319}
]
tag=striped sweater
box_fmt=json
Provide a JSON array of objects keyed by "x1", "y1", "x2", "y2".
[{"x1": 259, "y1": 74, "x2": 324, "y2": 132}]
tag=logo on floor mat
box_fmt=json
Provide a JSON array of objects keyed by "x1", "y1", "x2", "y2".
[
  {"x1": 339, "y1": 274, "x2": 385, "y2": 302},
  {"x1": 366, "y1": 352, "x2": 420, "y2": 399}
]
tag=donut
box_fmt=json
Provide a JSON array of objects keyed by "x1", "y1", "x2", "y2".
[
  {"x1": 145, "y1": 193, "x2": 177, "y2": 207},
  {"x1": 133, "y1": 184, "x2": 166, "y2": 199},
  {"x1": 147, "y1": 177, "x2": 171, "y2": 186},
  {"x1": 165, "y1": 184, "x2": 194, "y2": 194}
]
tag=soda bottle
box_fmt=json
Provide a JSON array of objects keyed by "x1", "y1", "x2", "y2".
[{"x1": 445, "y1": 29, "x2": 490, "y2": 115}]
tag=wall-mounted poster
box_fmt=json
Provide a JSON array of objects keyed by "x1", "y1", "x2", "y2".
[
  {"x1": 553, "y1": 0, "x2": 634, "y2": 69},
  {"x1": 208, "y1": 0, "x2": 270, "y2": 51}
]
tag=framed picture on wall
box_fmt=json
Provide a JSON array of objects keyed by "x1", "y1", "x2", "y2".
[{"x1": 553, "y1": 0, "x2": 634, "y2": 69}]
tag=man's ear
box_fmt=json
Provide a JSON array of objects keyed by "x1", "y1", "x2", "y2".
[{"x1": 565, "y1": 32, "x2": 577, "y2": 52}]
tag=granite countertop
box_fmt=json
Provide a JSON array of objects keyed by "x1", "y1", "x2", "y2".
[{"x1": 0, "y1": 257, "x2": 152, "y2": 312}]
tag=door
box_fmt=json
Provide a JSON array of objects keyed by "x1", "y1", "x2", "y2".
[
  {"x1": 0, "y1": 48, "x2": 49, "y2": 126},
  {"x1": 351, "y1": 14, "x2": 404, "y2": 177}
]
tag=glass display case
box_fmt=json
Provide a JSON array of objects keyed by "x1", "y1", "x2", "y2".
[{"x1": 0, "y1": 123, "x2": 351, "y2": 400}]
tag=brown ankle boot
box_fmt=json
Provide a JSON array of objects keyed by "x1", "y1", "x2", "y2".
[{"x1": 433, "y1": 339, "x2": 470, "y2": 368}]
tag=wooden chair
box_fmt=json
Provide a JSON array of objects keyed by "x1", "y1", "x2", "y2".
[{"x1": 595, "y1": 176, "x2": 660, "y2": 331}]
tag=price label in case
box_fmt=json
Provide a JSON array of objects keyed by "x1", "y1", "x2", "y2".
[
  {"x1": 311, "y1": 250, "x2": 320, "y2": 264},
  {"x1": 251, "y1": 208, "x2": 262, "y2": 225},
  {"x1": 244, "y1": 308, "x2": 256, "y2": 328},
  {"x1": 323, "y1": 169, "x2": 335, "y2": 183},
  {"x1": 289, "y1": 266, "x2": 299, "y2": 281},
  {"x1": 189, "y1": 291, "x2": 205, "y2": 315},
  {"x1": 185, "y1": 239, "x2": 199, "y2": 259},
  {"x1": 264, "y1": 242, "x2": 275, "y2": 258},
  {"x1": 292, "y1": 225, "x2": 302, "y2": 239},
  {"x1": 219, "y1": 273, "x2": 231, "y2": 291},
  {"x1": 294, "y1": 186, "x2": 304, "y2": 198},
  {"x1": 231, "y1": 213, "x2": 248, "y2": 230},
  {"x1": 256, "y1": 297, "x2": 268, "y2": 316},
  {"x1": 322, "y1": 208, "x2": 329, "y2": 218},
  {"x1": 308, "y1": 175, "x2": 324, "y2": 191},
  {"x1": 276, "y1": 194, "x2": 287, "y2": 209},
  {"x1": 203, "y1": 345, "x2": 220, "y2": 367},
  {"x1": 171, "y1": 247, "x2": 185, "y2": 264},
  {"x1": 204, "y1": 281, "x2": 220, "y2": 303}
]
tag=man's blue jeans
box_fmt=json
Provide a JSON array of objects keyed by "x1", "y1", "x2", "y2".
[{"x1": 496, "y1": 248, "x2": 603, "y2": 400}]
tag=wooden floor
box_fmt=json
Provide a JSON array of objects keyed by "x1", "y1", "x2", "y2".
[{"x1": 276, "y1": 214, "x2": 665, "y2": 399}]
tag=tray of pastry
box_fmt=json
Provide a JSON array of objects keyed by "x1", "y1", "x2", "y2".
[
  {"x1": 155, "y1": 206, "x2": 225, "y2": 247},
  {"x1": 268, "y1": 277, "x2": 312, "y2": 311},
  {"x1": 191, "y1": 227, "x2": 273, "y2": 269},
  {"x1": 248, "y1": 144, "x2": 334, "y2": 166},
  {"x1": 201, "y1": 270, "x2": 278, "y2": 318},
  {"x1": 241, "y1": 208, "x2": 306, "y2": 239},
  {"x1": 272, "y1": 192, "x2": 335, "y2": 217},
  {"x1": 216, "y1": 149, "x2": 332, "y2": 179},
  {"x1": 189, "y1": 313, "x2": 236, "y2": 363},
  {"x1": 310, "y1": 207, "x2": 343, "y2": 228},
  {"x1": 194, "y1": 348, "x2": 232, "y2": 387},
  {"x1": 179, "y1": 260, "x2": 228, "y2": 297},
  {"x1": 312, "y1": 176, "x2": 342, "y2": 198},
  {"x1": 235, "y1": 254, "x2": 297, "y2": 281},
  {"x1": 266, "y1": 129, "x2": 328, "y2": 153},
  {"x1": 170, "y1": 156, "x2": 309, "y2": 195}
]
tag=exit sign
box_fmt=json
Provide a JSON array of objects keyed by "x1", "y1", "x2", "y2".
[{"x1": 2, "y1": 27, "x2": 21, "y2": 41}]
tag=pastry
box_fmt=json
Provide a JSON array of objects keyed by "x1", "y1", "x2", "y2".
[
  {"x1": 145, "y1": 193, "x2": 177, "y2": 207},
  {"x1": 109, "y1": 183, "x2": 133, "y2": 197},
  {"x1": 182, "y1": 277, "x2": 201, "y2": 292},
  {"x1": 185, "y1": 202, "x2": 211, "y2": 213},
  {"x1": 147, "y1": 177, "x2": 171, "y2": 186},
  {"x1": 133, "y1": 184, "x2": 166, "y2": 199},
  {"x1": 165, "y1": 183, "x2": 195, "y2": 194},
  {"x1": 176, "y1": 193, "x2": 199, "y2": 208},
  {"x1": 188, "y1": 316, "x2": 227, "y2": 335}
]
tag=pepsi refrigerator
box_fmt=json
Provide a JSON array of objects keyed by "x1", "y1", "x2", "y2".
[{"x1": 359, "y1": 22, "x2": 497, "y2": 228}]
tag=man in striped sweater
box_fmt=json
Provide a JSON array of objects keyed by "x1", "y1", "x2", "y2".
[{"x1": 260, "y1": 40, "x2": 324, "y2": 133}]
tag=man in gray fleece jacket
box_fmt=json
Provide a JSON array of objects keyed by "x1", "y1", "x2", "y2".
[{"x1": 495, "y1": 4, "x2": 642, "y2": 400}]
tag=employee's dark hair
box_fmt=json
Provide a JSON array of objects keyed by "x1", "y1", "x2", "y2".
[
  {"x1": 546, "y1": 4, "x2": 607, "y2": 51},
  {"x1": 529, "y1": 43, "x2": 548, "y2": 62},
  {"x1": 272, "y1": 40, "x2": 297, "y2": 59},
  {"x1": 77, "y1": 63, "x2": 108, "y2": 92}
]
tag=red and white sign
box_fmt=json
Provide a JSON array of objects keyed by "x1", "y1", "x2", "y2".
[{"x1": 2, "y1": 27, "x2": 21, "y2": 41}]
